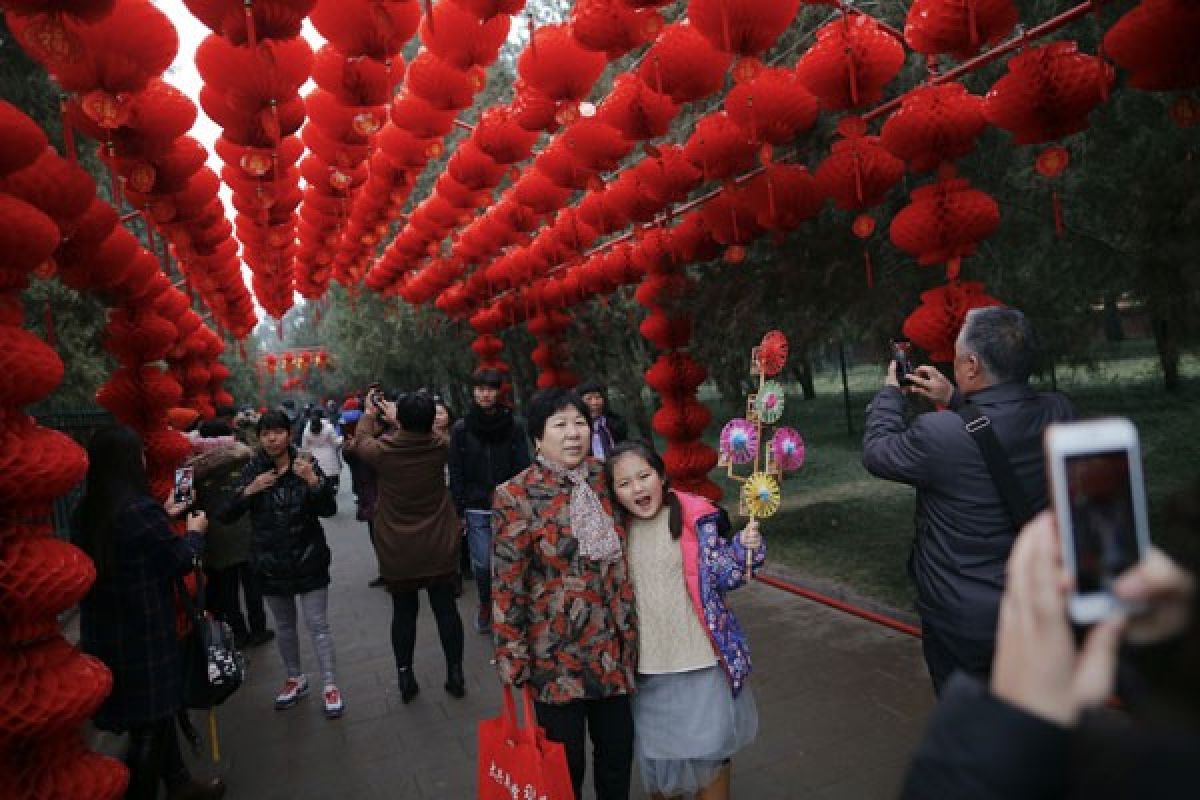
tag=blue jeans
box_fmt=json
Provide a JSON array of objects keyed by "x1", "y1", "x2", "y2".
[{"x1": 464, "y1": 509, "x2": 494, "y2": 610}]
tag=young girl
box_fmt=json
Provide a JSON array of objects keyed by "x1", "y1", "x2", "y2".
[{"x1": 605, "y1": 441, "x2": 764, "y2": 800}]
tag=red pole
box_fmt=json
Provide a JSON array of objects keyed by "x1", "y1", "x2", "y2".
[{"x1": 754, "y1": 573, "x2": 923, "y2": 639}]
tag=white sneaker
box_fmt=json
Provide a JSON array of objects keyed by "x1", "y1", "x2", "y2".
[
  {"x1": 274, "y1": 674, "x2": 309, "y2": 710},
  {"x1": 323, "y1": 684, "x2": 344, "y2": 719}
]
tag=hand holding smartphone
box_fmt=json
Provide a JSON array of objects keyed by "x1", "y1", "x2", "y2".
[
  {"x1": 173, "y1": 466, "x2": 195, "y2": 507},
  {"x1": 890, "y1": 337, "x2": 915, "y2": 387},
  {"x1": 1045, "y1": 418, "x2": 1151, "y2": 625}
]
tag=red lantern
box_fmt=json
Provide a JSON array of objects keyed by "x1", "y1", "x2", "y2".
[
  {"x1": 474, "y1": 107, "x2": 540, "y2": 164},
  {"x1": 518, "y1": 24, "x2": 607, "y2": 103},
  {"x1": 724, "y1": 67, "x2": 819, "y2": 146},
  {"x1": 420, "y1": 1, "x2": 510, "y2": 69},
  {"x1": 595, "y1": 74, "x2": 679, "y2": 141},
  {"x1": 571, "y1": 0, "x2": 663, "y2": 59},
  {"x1": 795, "y1": 14, "x2": 906, "y2": 110},
  {"x1": 683, "y1": 112, "x2": 759, "y2": 181},
  {"x1": 309, "y1": 0, "x2": 420, "y2": 60},
  {"x1": 0, "y1": 99, "x2": 50, "y2": 177},
  {"x1": 688, "y1": 0, "x2": 801, "y2": 57},
  {"x1": 903, "y1": 0, "x2": 1018, "y2": 59},
  {"x1": 743, "y1": 163, "x2": 823, "y2": 232},
  {"x1": 984, "y1": 42, "x2": 1114, "y2": 145},
  {"x1": 1034, "y1": 146, "x2": 1070, "y2": 236},
  {"x1": 814, "y1": 118, "x2": 905, "y2": 210},
  {"x1": 562, "y1": 119, "x2": 633, "y2": 171},
  {"x1": 1103, "y1": 0, "x2": 1200, "y2": 92},
  {"x1": 889, "y1": 173, "x2": 1001, "y2": 268},
  {"x1": 880, "y1": 83, "x2": 988, "y2": 172},
  {"x1": 903, "y1": 280, "x2": 1004, "y2": 362},
  {"x1": 637, "y1": 22, "x2": 733, "y2": 104}
]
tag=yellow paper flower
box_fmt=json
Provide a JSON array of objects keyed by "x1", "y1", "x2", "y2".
[{"x1": 742, "y1": 472, "x2": 781, "y2": 518}]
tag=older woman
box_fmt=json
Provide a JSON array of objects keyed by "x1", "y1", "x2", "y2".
[{"x1": 492, "y1": 388, "x2": 637, "y2": 800}]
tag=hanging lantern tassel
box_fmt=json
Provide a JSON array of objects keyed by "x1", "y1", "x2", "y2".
[
  {"x1": 276, "y1": 320, "x2": 284, "y2": 341},
  {"x1": 239, "y1": 340, "x2": 247, "y2": 360},
  {"x1": 242, "y1": 0, "x2": 257, "y2": 48},
  {"x1": 1035, "y1": 146, "x2": 1070, "y2": 237},
  {"x1": 946, "y1": 256, "x2": 962, "y2": 281},
  {"x1": 423, "y1": 0, "x2": 434, "y2": 32},
  {"x1": 852, "y1": 213, "x2": 876, "y2": 289},
  {"x1": 59, "y1": 94, "x2": 77, "y2": 164}
]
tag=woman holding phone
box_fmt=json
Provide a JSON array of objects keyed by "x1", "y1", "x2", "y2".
[
  {"x1": 604, "y1": 441, "x2": 764, "y2": 800},
  {"x1": 220, "y1": 411, "x2": 342, "y2": 718},
  {"x1": 74, "y1": 426, "x2": 223, "y2": 800}
]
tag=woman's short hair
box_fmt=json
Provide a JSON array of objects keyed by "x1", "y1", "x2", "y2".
[
  {"x1": 395, "y1": 391, "x2": 436, "y2": 433},
  {"x1": 526, "y1": 388, "x2": 590, "y2": 440},
  {"x1": 257, "y1": 410, "x2": 292, "y2": 434}
]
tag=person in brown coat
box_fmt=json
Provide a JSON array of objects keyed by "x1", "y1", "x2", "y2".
[{"x1": 344, "y1": 389, "x2": 465, "y2": 704}]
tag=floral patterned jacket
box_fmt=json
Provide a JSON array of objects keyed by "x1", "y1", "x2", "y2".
[
  {"x1": 491, "y1": 458, "x2": 637, "y2": 705},
  {"x1": 675, "y1": 491, "x2": 766, "y2": 697}
]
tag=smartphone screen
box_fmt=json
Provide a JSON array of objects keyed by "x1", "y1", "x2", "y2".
[
  {"x1": 1066, "y1": 450, "x2": 1140, "y2": 594},
  {"x1": 174, "y1": 467, "x2": 195, "y2": 505}
]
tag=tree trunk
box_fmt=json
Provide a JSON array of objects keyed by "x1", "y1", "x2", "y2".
[
  {"x1": 1152, "y1": 317, "x2": 1182, "y2": 393},
  {"x1": 1102, "y1": 293, "x2": 1125, "y2": 342},
  {"x1": 798, "y1": 350, "x2": 816, "y2": 400}
]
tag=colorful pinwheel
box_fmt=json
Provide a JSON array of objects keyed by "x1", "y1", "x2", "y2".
[
  {"x1": 754, "y1": 380, "x2": 786, "y2": 424},
  {"x1": 757, "y1": 330, "x2": 789, "y2": 376},
  {"x1": 720, "y1": 418, "x2": 759, "y2": 465},
  {"x1": 742, "y1": 472, "x2": 782, "y2": 518},
  {"x1": 770, "y1": 427, "x2": 806, "y2": 471}
]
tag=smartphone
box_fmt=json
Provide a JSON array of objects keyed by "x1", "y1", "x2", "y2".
[
  {"x1": 173, "y1": 466, "x2": 195, "y2": 505},
  {"x1": 891, "y1": 337, "x2": 915, "y2": 386},
  {"x1": 1045, "y1": 418, "x2": 1151, "y2": 625}
]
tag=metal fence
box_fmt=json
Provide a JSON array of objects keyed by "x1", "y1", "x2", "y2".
[{"x1": 32, "y1": 409, "x2": 114, "y2": 540}]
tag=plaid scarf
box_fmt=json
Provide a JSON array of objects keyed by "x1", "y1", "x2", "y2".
[{"x1": 538, "y1": 456, "x2": 622, "y2": 563}]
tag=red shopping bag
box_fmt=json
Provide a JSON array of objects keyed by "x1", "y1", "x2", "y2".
[{"x1": 477, "y1": 685, "x2": 573, "y2": 800}]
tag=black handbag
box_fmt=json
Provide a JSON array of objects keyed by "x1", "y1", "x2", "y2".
[{"x1": 177, "y1": 565, "x2": 246, "y2": 709}]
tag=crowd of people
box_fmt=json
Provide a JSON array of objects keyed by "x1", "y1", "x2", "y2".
[{"x1": 69, "y1": 306, "x2": 1198, "y2": 799}]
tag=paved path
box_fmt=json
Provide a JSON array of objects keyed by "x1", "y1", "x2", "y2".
[{"x1": 191, "y1": 484, "x2": 934, "y2": 799}]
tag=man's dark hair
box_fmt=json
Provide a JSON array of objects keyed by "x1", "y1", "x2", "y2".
[
  {"x1": 395, "y1": 391, "x2": 436, "y2": 433},
  {"x1": 215, "y1": 404, "x2": 237, "y2": 420},
  {"x1": 198, "y1": 420, "x2": 234, "y2": 437},
  {"x1": 960, "y1": 307, "x2": 1038, "y2": 385},
  {"x1": 257, "y1": 410, "x2": 293, "y2": 434},
  {"x1": 526, "y1": 388, "x2": 590, "y2": 441},
  {"x1": 576, "y1": 380, "x2": 606, "y2": 398},
  {"x1": 471, "y1": 368, "x2": 504, "y2": 389}
]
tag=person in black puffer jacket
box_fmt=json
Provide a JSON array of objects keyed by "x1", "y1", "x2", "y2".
[
  {"x1": 447, "y1": 369, "x2": 532, "y2": 634},
  {"x1": 219, "y1": 411, "x2": 344, "y2": 719}
]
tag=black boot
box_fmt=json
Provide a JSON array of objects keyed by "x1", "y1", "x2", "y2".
[
  {"x1": 398, "y1": 667, "x2": 419, "y2": 704},
  {"x1": 444, "y1": 664, "x2": 466, "y2": 699}
]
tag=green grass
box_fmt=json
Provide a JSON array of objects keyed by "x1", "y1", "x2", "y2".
[{"x1": 690, "y1": 342, "x2": 1200, "y2": 612}]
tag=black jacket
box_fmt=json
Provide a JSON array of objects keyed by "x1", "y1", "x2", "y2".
[
  {"x1": 902, "y1": 674, "x2": 1200, "y2": 799},
  {"x1": 447, "y1": 406, "x2": 532, "y2": 513},
  {"x1": 219, "y1": 447, "x2": 338, "y2": 595},
  {"x1": 863, "y1": 382, "x2": 1074, "y2": 637}
]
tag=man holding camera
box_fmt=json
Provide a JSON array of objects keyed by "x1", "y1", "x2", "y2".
[
  {"x1": 863, "y1": 307, "x2": 1074, "y2": 695},
  {"x1": 448, "y1": 369, "x2": 532, "y2": 634}
]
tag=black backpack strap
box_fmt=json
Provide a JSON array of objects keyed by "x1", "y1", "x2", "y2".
[
  {"x1": 957, "y1": 404, "x2": 1035, "y2": 529},
  {"x1": 174, "y1": 557, "x2": 206, "y2": 624}
]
